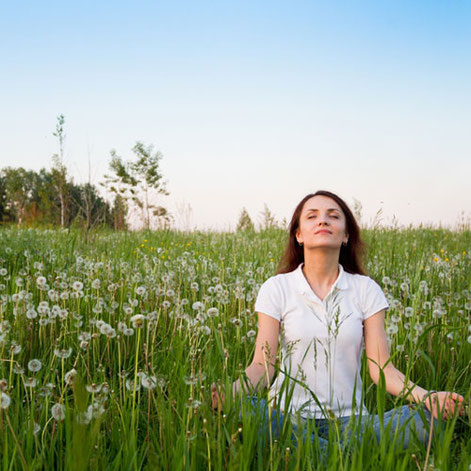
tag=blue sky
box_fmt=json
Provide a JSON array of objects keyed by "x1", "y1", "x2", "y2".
[{"x1": 1, "y1": 1, "x2": 470, "y2": 230}]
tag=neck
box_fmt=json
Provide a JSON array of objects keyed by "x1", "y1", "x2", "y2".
[{"x1": 302, "y1": 248, "x2": 340, "y2": 288}]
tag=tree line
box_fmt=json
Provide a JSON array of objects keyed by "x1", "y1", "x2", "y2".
[
  {"x1": 1, "y1": 115, "x2": 286, "y2": 233},
  {"x1": 0, "y1": 115, "x2": 170, "y2": 234}
]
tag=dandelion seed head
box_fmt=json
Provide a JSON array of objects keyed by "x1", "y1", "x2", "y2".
[
  {"x1": 24, "y1": 377, "x2": 37, "y2": 387},
  {"x1": 54, "y1": 347, "x2": 72, "y2": 359},
  {"x1": 51, "y1": 403, "x2": 66, "y2": 421},
  {"x1": 76, "y1": 410, "x2": 92, "y2": 424},
  {"x1": 207, "y1": 307, "x2": 219, "y2": 317},
  {"x1": 86, "y1": 383, "x2": 103, "y2": 393},
  {"x1": 89, "y1": 401, "x2": 106, "y2": 418},
  {"x1": 65, "y1": 369, "x2": 77, "y2": 385},
  {"x1": 386, "y1": 324, "x2": 398, "y2": 335},
  {"x1": 192, "y1": 301, "x2": 204, "y2": 311},
  {"x1": 36, "y1": 276, "x2": 47, "y2": 287},
  {"x1": 0, "y1": 392, "x2": 11, "y2": 409},
  {"x1": 125, "y1": 379, "x2": 141, "y2": 391},
  {"x1": 130, "y1": 314, "x2": 146, "y2": 328},
  {"x1": 91, "y1": 279, "x2": 101, "y2": 289},
  {"x1": 10, "y1": 343, "x2": 22, "y2": 355},
  {"x1": 28, "y1": 359, "x2": 42, "y2": 373},
  {"x1": 26, "y1": 308, "x2": 38, "y2": 319},
  {"x1": 141, "y1": 374, "x2": 157, "y2": 389}
]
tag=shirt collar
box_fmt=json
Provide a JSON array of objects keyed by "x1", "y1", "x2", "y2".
[{"x1": 294, "y1": 262, "x2": 349, "y2": 297}]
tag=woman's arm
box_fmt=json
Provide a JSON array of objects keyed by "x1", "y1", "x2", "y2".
[
  {"x1": 364, "y1": 310, "x2": 465, "y2": 420},
  {"x1": 211, "y1": 312, "x2": 279, "y2": 409}
]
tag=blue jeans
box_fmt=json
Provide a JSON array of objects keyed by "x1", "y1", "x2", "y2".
[{"x1": 241, "y1": 395, "x2": 440, "y2": 451}]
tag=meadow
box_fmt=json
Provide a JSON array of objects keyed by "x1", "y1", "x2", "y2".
[{"x1": 0, "y1": 226, "x2": 469, "y2": 470}]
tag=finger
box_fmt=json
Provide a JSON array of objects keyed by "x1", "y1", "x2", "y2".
[{"x1": 450, "y1": 392, "x2": 464, "y2": 401}]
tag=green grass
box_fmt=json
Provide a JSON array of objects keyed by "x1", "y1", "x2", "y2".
[{"x1": 0, "y1": 226, "x2": 469, "y2": 470}]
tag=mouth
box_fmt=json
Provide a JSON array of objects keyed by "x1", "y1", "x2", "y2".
[{"x1": 315, "y1": 230, "x2": 332, "y2": 235}]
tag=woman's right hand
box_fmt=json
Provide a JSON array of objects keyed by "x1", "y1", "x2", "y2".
[{"x1": 211, "y1": 383, "x2": 225, "y2": 411}]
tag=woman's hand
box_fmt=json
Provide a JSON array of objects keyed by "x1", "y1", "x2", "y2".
[
  {"x1": 424, "y1": 391, "x2": 466, "y2": 420},
  {"x1": 211, "y1": 383, "x2": 225, "y2": 411}
]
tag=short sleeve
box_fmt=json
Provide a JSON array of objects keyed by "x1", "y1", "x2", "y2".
[
  {"x1": 254, "y1": 277, "x2": 282, "y2": 321},
  {"x1": 362, "y1": 278, "x2": 389, "y2": 320}
]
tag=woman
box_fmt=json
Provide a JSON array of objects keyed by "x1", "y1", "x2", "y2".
[{"x1": 211, "y1": 190, "x2": 465, "y2": 449}]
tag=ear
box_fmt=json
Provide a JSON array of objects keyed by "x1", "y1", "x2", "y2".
[{"x1": 295, "y1": 229, "x2": 302, "y2": 245}]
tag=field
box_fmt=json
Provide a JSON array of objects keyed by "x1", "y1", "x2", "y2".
[{"x1": 0, "y1": 226, "x2": 469, "y2": 470}]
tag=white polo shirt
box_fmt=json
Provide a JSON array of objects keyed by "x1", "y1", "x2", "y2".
[{"x1": 254, "y1": 262, "x2": 389, "y2": 419}]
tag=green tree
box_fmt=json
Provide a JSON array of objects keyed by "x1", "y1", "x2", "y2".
[
  {"x1": 102, "y1": 142, "x2": 170, "y2": 230},
  {"x1": 111, "y1": 194, "x2": 128, "y2": 231},
  {"x1": 69, "y1": 182, "x2": 113, "y2": 237},
  {"x1": 1, "y1": 167, "x2": 35, "y2": 226}
]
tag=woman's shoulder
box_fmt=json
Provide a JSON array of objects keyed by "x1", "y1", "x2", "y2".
[
  {"x1": 342, "y1": 271, "x2": 386, "y2": 299},
  {"x1": 344, "y1": 269, "x2": 382, "y2": 287},
  {"x1": 257, "y1": 269, "x2": 297, "y2": 295},
  {"x1": 265, "y1": 266, "x2": 300, "y2": 284}
]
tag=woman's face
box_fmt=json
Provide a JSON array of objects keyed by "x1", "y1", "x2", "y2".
[{"x1": 295, "y1": 195, "x2": 349, "y2": 250}]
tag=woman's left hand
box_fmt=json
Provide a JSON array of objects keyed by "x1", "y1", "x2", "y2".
[{"x1": 424, "y1": 391, "x2": 466, "y2": 420}]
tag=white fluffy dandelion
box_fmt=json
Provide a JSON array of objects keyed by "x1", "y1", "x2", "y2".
[
  {"x1": 64, "y1": 369, "x2": 77, "y2": 385},
  {"x1": 26, "y1": 308, "x2": 38, "y2": 319},
  {"x1": 91, "y1": 279, "x2": 101, "y2": 289},
  {"x1": 192, "y1": 301, "x2": 204, "y2": 311},
  {"x1": 86, "y1": 383, "x2": 103, "y2": 393},
  {"x1": 51, "y1": 403, "x2": 66, "y2": 421},
  {"x1": 199, "y1": 325, "x2": 211, "y2": 335},
  {"x1": 54, "y1": 347, "x2": 73, "y2": 359},
  {"x1": 72, "y1": 281, "x2": 83, "y2": 291},
  {"x1": 28, "y1": 359, "x2": 42, "y2": 373},
  {"x1": 130, "y1": 314, "x2": 146, "y2": 328},
  {"x1": 36, "y1": 276, "x2": 47, "y2": 288},
  {"x1": 125, "y1": 379, "x2": 141, "y2": 391},
  {"x1": 0, "y1": 392, "x2": 11, "y2": 409},
  {"x1": 76, "y1": 409, "x2": 92, "y2": 425},
  {"x1": 141, "y1": 374, "x2": 157, "y2": 390},
  {"x1": 386, "y1": 324, "x2": 398, "y2": 335},
  {"x1": 24, "y1": 378, "x2": 37, "y2": 387},
  {"x1": 207, "y1": 307, "x2": 219, "y2": 317}
]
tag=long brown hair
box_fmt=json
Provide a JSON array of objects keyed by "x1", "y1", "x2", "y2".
[{"x1": 276, "y1": 190, "x2": 367, "y2": 275}]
